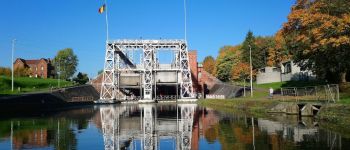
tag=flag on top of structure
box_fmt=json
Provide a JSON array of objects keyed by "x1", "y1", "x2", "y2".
[{"x1": 98, "y1": 4, "x2": 106, "y2": 14}]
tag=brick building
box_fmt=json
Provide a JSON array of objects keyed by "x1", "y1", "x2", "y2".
[
  {"x1": 188, "y1": 51, "x2": 222, "y2": 96},
  {"x1": 14, "y1": 58, "x2": 55, "y2": 78}
]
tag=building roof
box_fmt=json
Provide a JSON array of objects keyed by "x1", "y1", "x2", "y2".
[{"x1": 15, "y1": 58, "x2": 50, "y2": 65}]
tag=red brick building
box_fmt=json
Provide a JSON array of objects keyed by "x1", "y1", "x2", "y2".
[
  {"x1": 189, "y1": 51, "x2": 221, "y2": 96},
  {"x1": 14, "y1": 58, "x2": 55, "y2": 78}
]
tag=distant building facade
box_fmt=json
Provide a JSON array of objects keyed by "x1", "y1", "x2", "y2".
[
  {"x1": 14, "y1": 58, "x2": 55, "y2": 78},
  {"x1": 256, "y1": 60, "x2": 315, "y2": 84}
]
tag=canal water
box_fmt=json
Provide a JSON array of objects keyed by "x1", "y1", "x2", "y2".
[{"x1": 0, "y1": 103, "x2": 349, "y2": 150}]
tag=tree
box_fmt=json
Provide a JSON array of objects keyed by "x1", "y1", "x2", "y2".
[
  {"x1": 73, "y1": 72, "x2": 89, "y2": 85},
  {"x1": 0, "y1": 67, "x2": 11, "y2": 77},
  {"x1": 281, "y1": 0, "x2": 350, "y2": 83},
  {"x1": 14, "y1": 67, "x2": 30, "y2": 77},
  {"x1": 202, "y1": 56, "x2": 216, "y2": 75},
  {"x1": 255, "y1": 36, "x2": 276, "y2": 67},
  {"x1": 267, "y1": 31, "x2": 291, "y2": 67},
  {"x1": 53, "y1": 48, "x2": 78, "y2": 80},
  {"x1": 231, "y1": 62, "x2": 252, "y2": 97},
  {"x1": 241, "y1": 31, "x2": 265, "y2": 69},
  {"x1": 215, "y1": 46, "x2": 241, "y2": 82},
  {"x1": 231, "y1": 62, "x2": 250, "y2": 81},
  {"x1": 98, "y1": 69, "x2": 103, "y2": 75}
]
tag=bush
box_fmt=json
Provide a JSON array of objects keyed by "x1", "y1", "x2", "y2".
[{"x1": 0, "y1": 67, "x2": 11, "y2": 77}]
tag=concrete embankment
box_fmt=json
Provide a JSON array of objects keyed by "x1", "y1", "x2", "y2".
[
  {"x1": 199, "y1": 99, "x2": 350, "y2": 136},
  {"x1": 0, "y1": 85, "x2": 99, "y2": 113}
]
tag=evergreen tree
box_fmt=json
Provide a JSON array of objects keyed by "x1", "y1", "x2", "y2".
[
  {"x1": 73, "y1": 72, "x2": 89, "y2": 85},
  {"x1": 241, "y1": 31, "x2": 265, "y2": 69}
]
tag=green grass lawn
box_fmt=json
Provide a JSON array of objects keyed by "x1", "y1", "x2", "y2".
[
  {"x1": 0, "y1": 76, "x2": 74, "y2": 94},
  {"x1": 232, "y1": 80, "x2": 350, "y2": 102}
]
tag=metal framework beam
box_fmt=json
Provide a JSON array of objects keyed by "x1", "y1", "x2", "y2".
[{"x1": 99, "y1": 39, "x2": 195, "y2": 102}]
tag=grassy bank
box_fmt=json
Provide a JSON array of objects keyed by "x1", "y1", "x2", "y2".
[
  {"x1": 0, "y1": 76, "x2": 74, "y2": 94},
  {"x1": 234, "y1": 81, "x2": 350, "y2": 103},
  {"x1": 198, "y1": 99, "x2": 278, "y2": 117}
]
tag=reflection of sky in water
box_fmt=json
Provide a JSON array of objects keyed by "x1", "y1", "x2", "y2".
[
  {"x1": 76, "y1": 122, "x2": 104, "y2": 150},
  {"x1": 0, "y1": 139, "x2": 11, "y2": 150},
  {"x1": 0, "y1": 104, "x2": 349, "y2": 149}
]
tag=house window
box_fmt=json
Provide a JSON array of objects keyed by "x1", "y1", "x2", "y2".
[
  {"x1": 283, "y1": 62, "x2": 292, "y2": 73},
  {"x1": 273, "y1": 68, "x2": 280, "y2": 72},
  {"x1": 35, "y1": 67, "x2": 37, "y2": 71},
  {"x1": 260, "y1": 68, "x2": 266, "y2": 73},
  {"x1": 41, "y1": 66, "x2": 44, "y2": 71},
  {"x1": 198, "y1": 72, "x2": 202, "y2": 79}
]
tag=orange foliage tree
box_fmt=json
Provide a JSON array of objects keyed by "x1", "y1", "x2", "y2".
[
  {"x1": 254, "y1": 36, "x2": 275, "y2": 67},
  {"x1": 231, "y1": 62, "x2": 250, "y2": 81},
  {"x1": 281, "y1": 0, "x2": 350, "y2": 83},
  {"x1": 0, "y1": 67, "x2": 11, "y2": 77},
  {"x1": 267, "y1": 31, "x2": 291, "y2": 67},
  {"x1": 202, "y1": 56, "x2": 216, "y2": 75}
]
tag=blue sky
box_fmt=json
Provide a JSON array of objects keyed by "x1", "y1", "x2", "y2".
[{"x1": 0, "y1": 0, "x2": 295, "y2": 78}]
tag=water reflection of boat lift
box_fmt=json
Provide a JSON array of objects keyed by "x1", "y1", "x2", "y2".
[
  {"x1": 99, "y1": 104, "x2": 196, "y2": 150},
  {"x1": 10, "y1": 121, "x2": 13, "y2": 150},
  {"x1": 252, "y1": 117, "x2": 255, "y2": 150}
]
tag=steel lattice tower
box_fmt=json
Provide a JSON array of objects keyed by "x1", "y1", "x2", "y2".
[{"x1": 99, "y1": 39, "x2": 195, "y2": 103}]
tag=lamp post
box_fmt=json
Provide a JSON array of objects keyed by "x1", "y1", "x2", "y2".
[
  {"x1": 58, "y1": 58, "x2": 60, "y2": 88},
  {"x1": 11, "y1": 39, "x2": 16, "y2": 92},
  {"x1": 249, "y1": 45, "x2": 253, "y2": 97}
]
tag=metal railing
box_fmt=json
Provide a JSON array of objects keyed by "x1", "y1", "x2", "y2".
[
  {"x1": 280, "y1": 84, "x2": 339, "y2": 102},
  {"x1": 71, "y1": 96, "x2": 95, "y2": 102}
]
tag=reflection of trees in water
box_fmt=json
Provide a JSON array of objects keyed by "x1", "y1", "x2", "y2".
[
  {"x1": 201, "y1": 109, "x2": 347, "y2": 150},
  {"x1": 0, "y1": 107, "x2": 97, "y2": 150},
  {"x1": 204, "y1": 124, "x2": 219, "y2": 144},
  {"x1": 7, "y1": 118, "x2": 81, "y2": 150},
  {"x1": 48, "y1": 119, "x2": 78, "y2": 150}
]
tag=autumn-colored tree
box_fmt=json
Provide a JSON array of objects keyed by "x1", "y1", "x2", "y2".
[
  {"x1": 281, "y1": 0, "x2": 350, "y2": 83},
  {"x1": 255, "y1": 36, "x2": 276, "y2": 67},
  {"x1": 267, "y1": 31, "x2": 291, "y2": 66},
  {"x1": 202, "y1": 56, "x2": 216, "y2": 75},
  {"x1": 0, "y1": 67, "x2": 11, "y2": 77},
  {"x1": 231, "y1": 62, "x2": 250, "y2": 81},
  {"x1": 14, "y1": 67, "x2": 30, "y2": 77},
  {"x1": 215, "y1": 45, "x2": 241, "y2": 82}
]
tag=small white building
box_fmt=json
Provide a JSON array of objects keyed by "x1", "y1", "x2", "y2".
[
  {"x1": 256, "y1": 67, "x2": 281, "y2": 84},
  {"x1": 256, "y1": 60, "x2": 315, "y2": 84}
]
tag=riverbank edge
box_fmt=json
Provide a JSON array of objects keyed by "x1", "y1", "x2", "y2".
[
  {"x1": 0, "y1": 85, "x2": 99, "y2": 113},
  {"x1": 198, "y1": 99, "x2": 350, "y2": 137}
]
